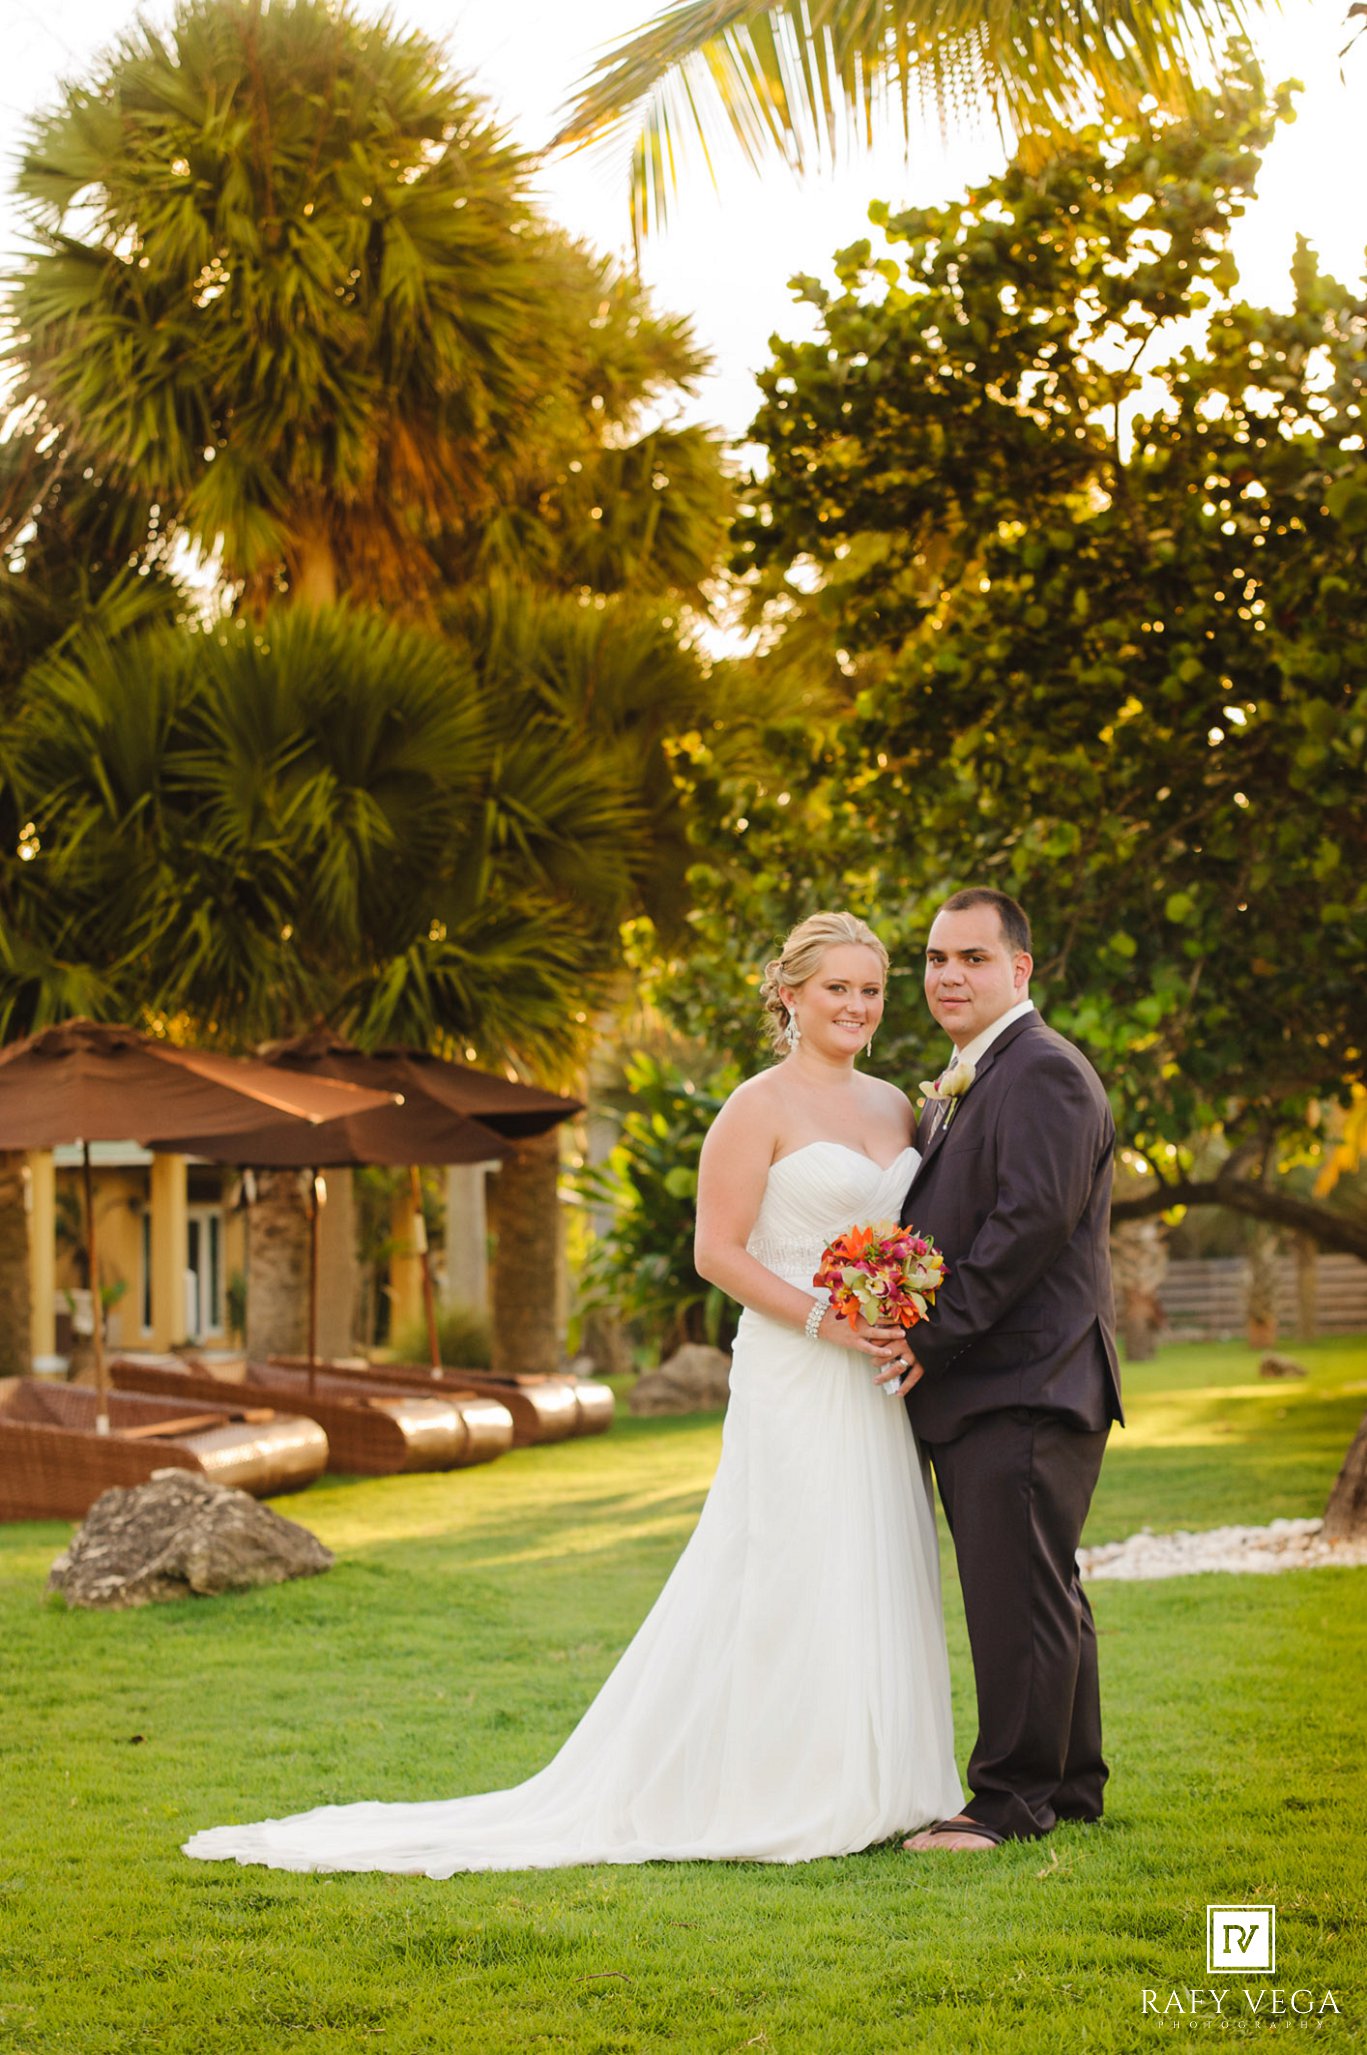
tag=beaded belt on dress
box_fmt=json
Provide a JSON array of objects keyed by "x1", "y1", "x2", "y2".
[{"x1": 747, "y1": 1235, "x2": 827, "y2": 1285}]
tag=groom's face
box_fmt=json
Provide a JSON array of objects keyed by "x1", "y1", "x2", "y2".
[{"x1": 924, "y1": 907, "x2": 1032, "y2": 1049}]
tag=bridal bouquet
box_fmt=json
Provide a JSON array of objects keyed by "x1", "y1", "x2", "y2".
[{"x1": 813, "y1": 1222, "x2": 948, "y2": 1392}]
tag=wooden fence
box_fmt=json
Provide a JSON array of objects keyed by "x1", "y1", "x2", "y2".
[{"x1": 1157, "y1": 1254, "x2": 1367, "y2": 1341}]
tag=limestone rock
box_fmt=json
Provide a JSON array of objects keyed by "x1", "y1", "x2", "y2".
[
  {"x1": 1258, "y1": 1352, "x2": 1308, "y2": 1379},
  {"x1": 629, "y1": 1343, "x2": 731, "y2": 1417},
  {"x1": 47, "y1": 1469, "x2": 332, "y2": 1610}
]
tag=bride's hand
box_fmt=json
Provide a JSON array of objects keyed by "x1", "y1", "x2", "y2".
[{"x1": 824, "y1": 1311, "x2": 908, "y2": 1364}]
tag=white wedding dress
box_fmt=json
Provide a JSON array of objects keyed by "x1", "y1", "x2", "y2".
[{"x1": 184, "y1": 1141, "x2": 962, "y2": 1875}]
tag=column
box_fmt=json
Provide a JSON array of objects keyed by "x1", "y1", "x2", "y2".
[
  {"x1": 28, "y1": 1150, "x2": 56, "y2": 1369},
  {"x1": 315, "y1": 1169, "x2": 358, "y2": 1360},
  {"x1": 149, "y1": 1154, "x2": 189, "y2": 1350}
]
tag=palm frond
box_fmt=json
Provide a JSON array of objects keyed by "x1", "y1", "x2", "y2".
[{"x1": 556, "y1": 0, "x2": 1263, "y2": 240}]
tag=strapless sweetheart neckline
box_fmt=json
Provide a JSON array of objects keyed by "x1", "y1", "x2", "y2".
[{"x1": 770, "y1": 1139, "x2": 918, "y2": 1176}]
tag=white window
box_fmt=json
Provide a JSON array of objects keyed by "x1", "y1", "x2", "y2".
[{"x1": 185, "y1": 1206, "x2": 225, "y2": 1338}]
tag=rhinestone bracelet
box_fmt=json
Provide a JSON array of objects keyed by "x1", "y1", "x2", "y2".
[{"x1": 803, "y1": 1299, "x2": 825, "y2": 1342}]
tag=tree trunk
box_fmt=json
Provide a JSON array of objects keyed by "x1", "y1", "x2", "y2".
[
  {"x1": 1323, "y1": 1410, "x2": 1367, "y2": 1542},
  {"x1": 1244, "y1": 1225, "x2": 1280, "y2": 1348},
  {"x1": 579, "y1": 1307, "x2": 635, "y2": 1376},
  {"x1": 1110, "y1": 1218, "x2": 1167, "y2": 1360},
  {"x1": 289, "y1": 529, "x2": 338, "y2": 609},
  {"x1": 488, "y1": 1131, "x2": 562, "y2": 1375},
  {"x1": 246, "y1": 1169, "x2": 310, "y2": 1359},
  {"x1": 0, "y1": 1151, "x2": 32, "y2": 1378}
]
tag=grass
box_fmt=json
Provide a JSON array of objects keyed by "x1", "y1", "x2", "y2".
[{"x1": 2, "y1": 1336, "x2": 1365, "y2": 2053}]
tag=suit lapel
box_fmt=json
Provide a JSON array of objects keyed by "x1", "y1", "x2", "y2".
[{"x1": 907, "y1": 1013, "x2": 1042, "y2": 1190}]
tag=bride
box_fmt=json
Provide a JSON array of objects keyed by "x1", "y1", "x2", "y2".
[{"x1": 184, "y1": 911, "x2": 962, "y2": 1875}]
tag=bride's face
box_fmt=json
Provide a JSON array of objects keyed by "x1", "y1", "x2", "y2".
[{"x1": 783, "y1": 943, "x2": 886, "y2": 1058}]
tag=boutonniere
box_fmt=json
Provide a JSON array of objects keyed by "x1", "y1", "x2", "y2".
[{"x1": 919, "y1": 1059, "x2": 976, "y2": 1130}]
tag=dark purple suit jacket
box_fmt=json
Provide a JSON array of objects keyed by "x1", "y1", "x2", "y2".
[{"x1": 900, "y1": 1012, "x2": 1123, "y2": 1444}]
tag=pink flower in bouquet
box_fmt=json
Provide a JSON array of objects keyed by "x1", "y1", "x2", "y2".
[{"x1": 813, "y1": 1218, "x2": 948, "y2": 1332}]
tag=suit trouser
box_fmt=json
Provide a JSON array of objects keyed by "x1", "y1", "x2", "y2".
[{"x1": 926, "y1": 1408, "x2": 1110, "y2": 1842}]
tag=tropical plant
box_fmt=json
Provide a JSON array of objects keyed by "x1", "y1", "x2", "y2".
[
  {"x1": 556, "y1": 0, "x2": 1269, "y2": 240},
  {"x1": 6, "y1": 603, "x2": 643, "y2": 1068},
  {"x1": 431, "y1": 237, "x2": 733, "y2": 607},
  {"x1": 0, "y1": 418, "x2": 181, "y2": 696},
  {"x1": 391, "y1": 1301, "x2": 492, "y2": 1371},
  {"x1": 577, "y1": 1053, "x2": 742, "y2": 1357}
]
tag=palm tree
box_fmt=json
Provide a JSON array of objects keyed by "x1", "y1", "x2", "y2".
[
  {"x1": 2, "y1": 0, "x2": 749, "y2": 1365},
  {"x1": 8, "y1": 602, "x2": 658, "y2": 1350},
  {"x1": 555, "y1": 0, "x2": 1267, "y2": 240},
  {"x1": 8, "y1": 0, "x2": 553, "y2": 610},
  {"x1": 11, "y1": 605, "x2": 651, "y2": 1051}
]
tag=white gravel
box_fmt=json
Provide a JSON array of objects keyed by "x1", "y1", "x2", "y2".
[{"x1": 1079, "y1": 1518, "x2": 1367, "y2": 1580}]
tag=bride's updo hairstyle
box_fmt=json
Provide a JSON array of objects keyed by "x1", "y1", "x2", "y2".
[{"x1": 759, "y1": 911, "x2": 889, "y2": 1054}]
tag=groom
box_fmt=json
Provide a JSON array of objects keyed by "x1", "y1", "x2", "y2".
[{"x1": 877, "y1": 888, "x2": 1123, "y2": 1849}]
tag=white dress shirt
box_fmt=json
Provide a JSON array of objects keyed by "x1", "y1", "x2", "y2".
[{"x1": 950, "y1": 997, "x2": 1036, "y2": 1074}]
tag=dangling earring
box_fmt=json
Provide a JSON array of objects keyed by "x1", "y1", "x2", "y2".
[
  {"x1": 785, "y1": 1011, "x2": 801, "y2": 1050},
  {"x1": 865, "y1": 1033, "x2": 875, "y2": 1057}
]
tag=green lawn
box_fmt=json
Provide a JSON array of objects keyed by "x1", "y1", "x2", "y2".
[{"x1": 2, "y1": 1338, "x2": 1364, "y2": 2053}]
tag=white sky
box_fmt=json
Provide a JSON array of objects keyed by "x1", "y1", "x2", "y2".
[{"x1": 1, "y1": 0, "x2": 1361, "y2": 442}]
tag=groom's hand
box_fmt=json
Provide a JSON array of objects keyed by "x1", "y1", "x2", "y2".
[{"x1": 872, "y1": 1338, "x2": 924, "y2": 1391}]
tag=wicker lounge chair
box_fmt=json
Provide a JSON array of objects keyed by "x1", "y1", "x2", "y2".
[
  {"x1": 0, "y1": 1379, "x2": 328, "y2": 1521},
  {"x1": 363, "y1": 1363, "x2": 611, "y2": 1445},
  {"x1": 110, "y1": 1355, "x2": 514, "y2": 1476},
  {"x1": 269, "y1": 1355, "x2": 612, "y2": 1447}
]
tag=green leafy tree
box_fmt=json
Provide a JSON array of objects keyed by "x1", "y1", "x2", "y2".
[
  {"x1": 666, "y1": 70, "x2": 1367, "y2": 1264},
  {"x1": 557, "y1": 0, "x2": 1268, "y2": 240}
]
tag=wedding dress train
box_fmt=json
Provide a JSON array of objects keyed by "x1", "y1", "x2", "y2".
[{"x1": 184, "y1": 1141, "x2": 962, "y2": 1875}]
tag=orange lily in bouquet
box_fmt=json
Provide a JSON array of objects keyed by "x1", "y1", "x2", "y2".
[{"x1": 813, "y1": 1220, "x2": 948, "y2": 1394}]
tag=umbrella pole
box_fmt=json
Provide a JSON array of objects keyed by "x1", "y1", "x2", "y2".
[
  {"x1": 308, "y1": 1172, "x2": 320, "y2": 1397},
  {"x1": 410, "y1": 1165, "x2": 441, "y2": 1375},
  {"x1": 82, "y1": 1141, "x2": 109, "y2": 1435}
]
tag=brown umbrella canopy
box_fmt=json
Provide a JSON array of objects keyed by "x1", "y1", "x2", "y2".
[
  {"x1": 165, "y1": 1082, "x2": 518, "y2": 1377},
  {"x1": 0, "y1": 1019, "x2": 395, "y2": 1149},
  {"x1": 0, "y1": 1019, "x2": 397, "y2": 1429},
  {"x1": 176, "y1": 1032, "x2": 580, "y2": 1378},
  {"x1": 260, "y1": 1028, "x2": 583, "y2": 1138},
  {"x1": 165, "y1": 1096, "x2": 514, "y2": 1169}
]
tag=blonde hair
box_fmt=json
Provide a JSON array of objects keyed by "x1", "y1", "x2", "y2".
[{"x1": 759, "y1": 911, "x2": 890, "y2": 1054}]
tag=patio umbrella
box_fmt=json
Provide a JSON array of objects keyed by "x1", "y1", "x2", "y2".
[
  {"x1": 262, "y1": 1028, "x2": 583, "y2": 1138},
  {"x1": 165, "y1": 1092, "x2": 517, "y2": 1381},
  {"x1": 170, "y1": 1032, "x2": 580, "y2": 1378},
  {"x1": 264, "y1": 1031, "x2": 582, "y2": 1373},
  {"x1": 0, "y1": 1019, "x2": 398, "y2": 1431}
]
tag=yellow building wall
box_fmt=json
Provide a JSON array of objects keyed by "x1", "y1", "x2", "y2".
[
  {"x1": 52, "y1": 1165, "x2": 148, "y2": 1350},
  {"x1": 44, "y1": 1157, "x2": 230, "y2": 1353}
]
